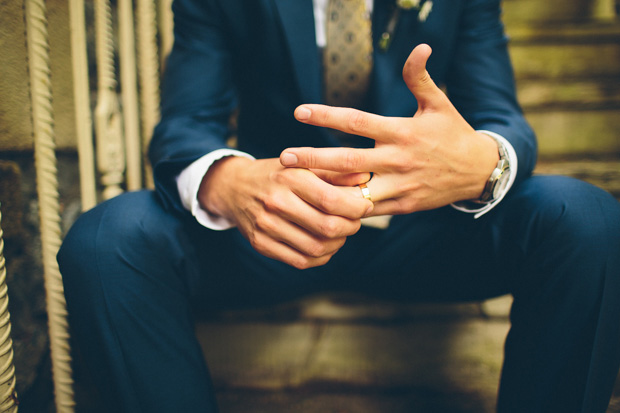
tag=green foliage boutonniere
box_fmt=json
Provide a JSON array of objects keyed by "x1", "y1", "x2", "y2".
[{"x1": 380, "y1": 0, "x2": 434, "y2": 52}]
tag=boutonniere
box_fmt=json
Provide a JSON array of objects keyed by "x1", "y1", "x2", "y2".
[{"x1": 379, "y1": 0, "x2": 434, "y2": 52}]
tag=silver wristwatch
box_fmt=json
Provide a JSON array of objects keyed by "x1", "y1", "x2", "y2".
[{"x1": 478, "y1": 140, "x2": 511, "y2": 203}]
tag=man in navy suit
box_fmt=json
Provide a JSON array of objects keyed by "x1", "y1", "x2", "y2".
[{"x1": 58, "y1": 0, "x2": 620, "y2": 411}]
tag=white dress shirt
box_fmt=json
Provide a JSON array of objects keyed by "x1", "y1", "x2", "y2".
[{"x1": 176, "y1": 0, "x2": 519, "y2": 229}]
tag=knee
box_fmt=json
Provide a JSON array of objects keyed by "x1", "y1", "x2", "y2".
[
  {"x1": 58, "y1": 191, "x2": 166, "y2": 301},
  {"x1": 517, "y1": 176, "x2": 620, "y2": 251},
  {"x1": 508, "y1": 176, "x2": 620, "y2": 302}
]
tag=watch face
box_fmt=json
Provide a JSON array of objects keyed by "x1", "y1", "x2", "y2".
[{"x1": 493, "y1": 168, "x2": 511, "y2": 199}]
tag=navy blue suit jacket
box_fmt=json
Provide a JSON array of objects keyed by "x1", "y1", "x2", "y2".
[{"x1": 150, "y1": 0, "x2": 537, "y2": 214}]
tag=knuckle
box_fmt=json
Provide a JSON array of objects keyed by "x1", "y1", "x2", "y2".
[
  {"x1": 275, "y1": 166, "x2": 305, "y2": 184},
  {"x1": 396, "y1": 197, "x2": 417, "y2": 214},
  {"x1": 393, "y1": 125, "x2": 412, "y2": 142},
  {"x1": 320, "y1": 251, "x2": 337, "y2": 265},
  {"x1": 388, "y1": 153, "x2": 414, "y2": 173},
  {"x1": 343, "y1": 151, "x2": 364, "y2": 171},
  {"x1": 419, "y1": 71, "x2": 433, "y2": 86},
  {"x1": 274, "y1": 167, "x2": 295, "y2": 184},
  {"x1": 263, "y1": 192, "x2": 284, "y2": 213},
  {"x1": 319, "y1": 217, "x2": 343, "y2": 238},
  {"x1": 254, "y1": 215, "x2": 272, "y2": 233},
  {"x1": 306, "y1": 241, "x2": 328, "y2": 258},
  {"x1": 349, "y1": 219, "x2": 362, "y2": 234},
  {"x1": 248, "y1": 232, "x2": 264, "y2": 252},
  {"x1": 354, "y1": 201, "x2": 370, "y2": 219},
  {"x1": 291, "y1": 256, "x2": 313, "y2": 270},
  {"x1": 396, "y1": 159, "x2": 416, "y2": 174},
  {"x1": 271, "y1": 170, "x2": 287, "y2": 186},
  {"x1": 316, "y1": 189, "x2": 337, "y2": 211},
  {"x1": 347, "y1": 110, "x2": 369, "y2": 134}
]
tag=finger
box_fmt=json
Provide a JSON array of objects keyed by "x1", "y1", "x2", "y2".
[
  {"x1": 248, "y1": 228, "x2": 337, "y2": 270},
  {"x1": 265, "y1": 169, "x2": 370, "y2": 234},
  {"x1": 280, "y1": 147, "x2": 385, "y2": 174},
  {"x1": 402, "y1": 44, "x2": 447, "y2": 111},
  {"x1": 311, "y1": 169, "x2": 371, "y2": 187},
  {"x1": 364, "y1": 198, "x2": 403, "y2": 217},
  {"x1": 278, "y1": 196, "x2": 364, "y2": 239},
  {"x1": 341, "y1": 174, "x2": 402, "y2": 206},
  {"x1": 279, "y1": 168, "x2": 374, "y2": 219},
  {"x1": 252, "y1": 212, "x2": 346, "y2": 261},
  {"x1": 294, "y1": 104, "x2": 399, "y2": 142}
]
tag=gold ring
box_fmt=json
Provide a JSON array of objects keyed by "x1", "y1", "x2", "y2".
[{"x1": 358, "y1": 183, "x2": 372, "y2": 202}]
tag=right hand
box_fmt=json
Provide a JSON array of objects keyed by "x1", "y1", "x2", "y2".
[{"x1": 198, "y1": 157, "x2": 374, "y2": 269}]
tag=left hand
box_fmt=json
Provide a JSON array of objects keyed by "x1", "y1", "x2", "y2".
[{"x1": 280, "y1": 44, "x2": 499, "y2": 216}]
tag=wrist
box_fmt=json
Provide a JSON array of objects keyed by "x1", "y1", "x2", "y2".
[
  {"x1": 474, "y1": 133, "x2": 511, "y2": 204},
  {"x1": 198, "y1": 156, "x2": 253, "y2": 219},
  {"x1": 462, "y1": 132, "x2": 500, "y2": 202}
]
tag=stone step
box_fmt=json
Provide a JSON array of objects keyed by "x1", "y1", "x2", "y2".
[
  {"x1": 196, "y1": 318, "x2": 509, "y2": 412},
  {"x1": 502, "y1": 0, "x2": 617, "y2": 25},
  {"x1": 510, "y1": 35, "x2": 620, "y2": 81},
  {"x1": 517, "y1": 78, "x2": 620, "y2": 110},
  {"x1": 501, "y1": 22, "x2": 620, "y2": 156},
  {"x1": 203, "y1": 293, "x2": 511, "y2": 324},
  {"x1": 215, "y1": 390, "x2": 497, "y2": 413},
  {"x1": 527, "y1": 110, "x2": 620, "y2": 156},
  {"x1": 535, "y1": 158, "x2": 620, "y2": 198},
  {"x1": 194, "y1": 295, "x2": 512, "y2": 411}
]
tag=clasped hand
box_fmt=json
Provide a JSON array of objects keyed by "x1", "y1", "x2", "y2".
[
  {"x1": 280, "y1": 44, "x2": 499, "y2": 217},
  {"x1": 198, "y1": 157, "x2": 372, "y2": 269},
  {"x1": 199, "y1": 44, "x2": 498, "y2": 270}
]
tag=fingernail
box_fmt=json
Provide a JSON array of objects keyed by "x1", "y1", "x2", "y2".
[
  {"x1": 281, "y1": 152, "x2": 298, "y2": 166},
  {"x1": 365, "y1": 204, "x2": 374, "y2": 216},
  {"x1": 296, "y1": 106, "x2": 311, "y2": 121}
]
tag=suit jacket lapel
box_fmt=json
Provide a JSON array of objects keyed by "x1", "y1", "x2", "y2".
[{"x1": 272, "y1": 0, "x2": 322, "y2": 104}]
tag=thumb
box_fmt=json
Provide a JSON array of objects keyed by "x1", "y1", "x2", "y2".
[{"x1": 402, "y1": 44, "x2": 445, "y2": 110}]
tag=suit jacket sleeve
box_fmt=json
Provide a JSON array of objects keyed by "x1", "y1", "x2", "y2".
[
  {"x1": 444, "y1": 0, "x2": 537, "y2": 188},
  {"x1": 149, "y1": 0, "x2": 236, "y2": 214}
]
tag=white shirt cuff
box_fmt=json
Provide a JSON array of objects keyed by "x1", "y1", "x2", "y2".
[
  {"x1": 176, "y1": 149, "x2": 255, "y2": 230},
  {"x1": 450, "y1": 130, "x2": 518, "y2": 219}
]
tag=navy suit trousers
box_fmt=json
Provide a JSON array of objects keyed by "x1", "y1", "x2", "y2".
[{"x1": 58, "y1": 175, "x2": 620, "y2": 412}]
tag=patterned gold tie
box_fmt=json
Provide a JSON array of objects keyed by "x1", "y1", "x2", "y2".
[{"x1": 324, "y1": 0, "x2": 373, "y2": 108}]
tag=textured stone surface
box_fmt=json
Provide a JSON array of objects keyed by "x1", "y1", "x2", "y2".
[
  {"x1": 536, "y1": 158, "x2": 620, "y2": 198},
  {"x1": 502, "y1": 0, "x2": 616, "y2": 24},
  {"x1": 529, "y1": 110, "x2": 620, "y2": 156},
  {"x1": 195, "y1": 294, "x2": 513, "y2": 411},
  {"x1": 0, "y1": 0, "x2": 78, "y2": 150},
  {"x1": 0, "y1": 160, "x2": 23, "y2": 239},
  {"x1": 505, "y1": 22, "x2": 620, "y2": 157}
]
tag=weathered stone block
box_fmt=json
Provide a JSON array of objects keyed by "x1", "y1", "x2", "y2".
[
  {"x1": 517, "y1": 79, "x2": 620, "y2": 110},
  {"x1": 196, "y1": 318, "x2": 510, "y2": 412},
  {"x1": 0, "y1": 0, "x2": 77, "y2": 151},
  {"x1": 510, "y1": 42, "x2": 620, "y2": 80},
  {"x1": 0, "y1": 160, "x2": 23, "y2": 240},
  {"x1": 502, "y1": 0, "x2": 616, "y2": 25},
  {"x1": 526, "y1": 109, "x2": 620, "y2": 156}
]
